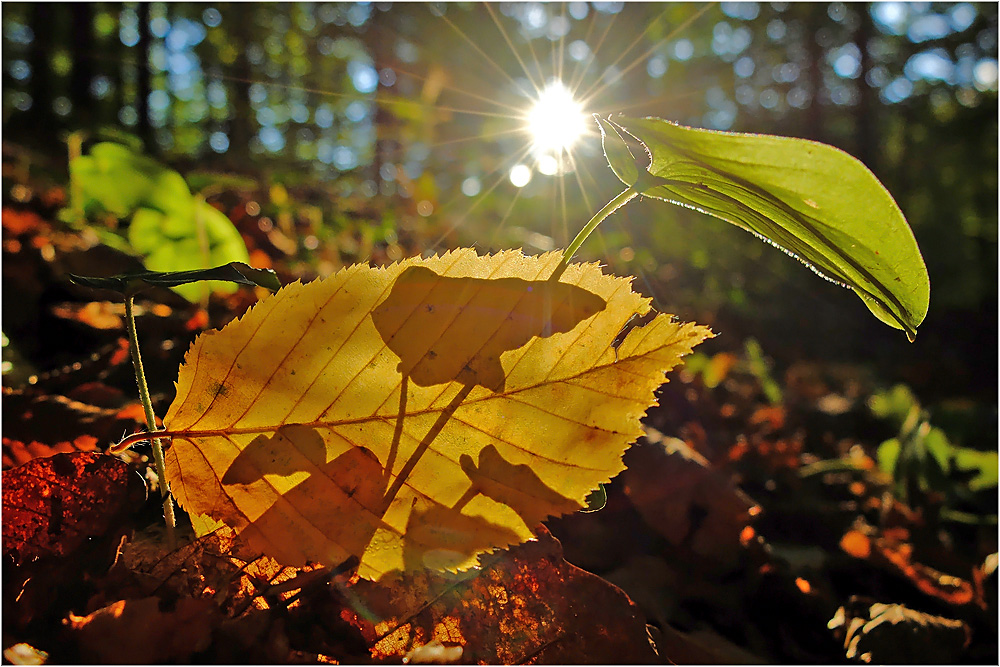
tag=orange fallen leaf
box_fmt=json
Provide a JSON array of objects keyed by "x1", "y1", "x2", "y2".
[
  {"x1": 841, "y1": 521, "x2": 974, "y2": 606},
  {"x1": 66, "y1": 597, "x2": 218, "y2": 663},
  {"x1": 878, "y1": 541, "x2": 974, "y2": 606},
  {"x1": 2, "y1": 207, "x2": 44, "y2": 235},
  {"x1": 624, "y1": 427, "x2": 757, "y2": 571}
]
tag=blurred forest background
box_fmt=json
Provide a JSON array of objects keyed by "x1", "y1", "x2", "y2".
[{"x1": 2, "y1": 1, "x2": 997, "y2": 409}]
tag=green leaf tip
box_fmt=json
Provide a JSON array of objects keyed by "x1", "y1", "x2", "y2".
[
  {"x1": 581, "y1": 483, "x2": 608, "y2": 513},
  {"x1": 602, "y1": 115, "x2": 929, "y2": 340},
  {"x1": 596, "y1": 115, "x2": 639, "y2": 187},
  {"x1": 69, "y1": 262, "x2": 281, "y2": 297}
]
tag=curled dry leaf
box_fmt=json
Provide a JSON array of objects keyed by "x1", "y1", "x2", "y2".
[
  {"x1": 343, "y1": 528, "x2": 659, "y2": 664},
  {"x1": 2, "y1": 452, "x2": 143, "y2": 565},
  {"x1": 828, "y1": 598, "x2": 970, "y2": 663},
  {"x1": 839, "y1": 519, "x2": 975, "y2": 606},
  {"x1": 164, "y1": 249, "x2": 711, "y2": 579}
]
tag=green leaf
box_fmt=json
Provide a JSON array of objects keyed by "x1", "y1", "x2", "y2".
[
  {"x1": 952, "y1": 447, "x2": 999, "y2": 491},
  {"x1": 916, "y1": 425, "x2": 951, "y2": 492},
  {"x1": 70, "y1": 142, "x2": 193, "y2": 219},
  {"x1": 868, "y1": 384, "x2": 920, "y2": 426},
  {"x1": 93, "y1": 127, "x2": 145, "y2": 153},
  {"x1": 597, "y1": 116, "x2": 638, "y2": 187},
  {"x1": 127, "y1": 200, "x2": 252, "y2": 300},
  {"x1": 877, "y1": 438, "x2": 901, "y2": 477},
  {"x1": 744, "y1": 337, "x2": 782, "y2": 405},
  {"x1": 68, "y1": 262, "x2": 280, "y2": 295},
  {"x1": 581, "y1": 484, "x2": 607, "y2": 513},
  {"x1": 185, "y1": 171, "x2": 259, "y2": 195},
  {"x1": 922, "y1": 426, "x2": 953, "y2": 476},
  {"x1": 607, "y1": 116, "x2": 930, "y2": 341}
]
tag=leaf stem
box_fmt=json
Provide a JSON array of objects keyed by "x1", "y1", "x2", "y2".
[
  {"x1": 551, "y1": 187, "x2": 638, "y2": 281},
  {"x1": 380, "y1": 382, "x2": 473, "y2": 513},
  {"x1": 125, "y1": 295, "x2": 176, "y2": 545}
]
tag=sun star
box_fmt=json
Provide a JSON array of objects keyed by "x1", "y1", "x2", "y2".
[{"x1": 526, "y1": 80, "x2": 588, "y2": 159}]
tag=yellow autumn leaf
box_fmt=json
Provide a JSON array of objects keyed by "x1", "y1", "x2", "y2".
[{"x1": 163, "y1": 249, "x2": 711, "y2": 579}]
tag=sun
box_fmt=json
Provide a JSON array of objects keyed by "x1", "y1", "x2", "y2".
[{"x1": 525, "y1": 80, "x2": 588, "y2": 162}]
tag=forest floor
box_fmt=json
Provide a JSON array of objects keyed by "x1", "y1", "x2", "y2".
[{"x1": 2, "y1": 165, "x2": 997, "y2": 664}]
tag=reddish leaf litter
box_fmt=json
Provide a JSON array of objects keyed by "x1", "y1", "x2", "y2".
[
  {"x1": 3, "y1": 452, "x2": 142, "y2": 565},
  {"x1": 344, "y1": 527, "x2": 658, "y2": 664}
]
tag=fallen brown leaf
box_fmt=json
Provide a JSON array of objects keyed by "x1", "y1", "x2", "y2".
[
  {"x1": 65, "y1": 596, "x2": 219, "y2": 663},
  {"x1": 341, "y1": 527, "x2": 659, "y2": 664}
]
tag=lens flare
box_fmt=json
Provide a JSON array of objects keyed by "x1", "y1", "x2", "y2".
[{"x1": 526, "y1": 80, "x2": 587, "y2": 158}]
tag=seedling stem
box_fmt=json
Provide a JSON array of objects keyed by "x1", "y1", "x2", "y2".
[
  {"x1": 125, "y1": 295, "x2": 177, "y2": 545},
  {"x1": 552, "y1": 187, "x2": 637, "y2": 281}
]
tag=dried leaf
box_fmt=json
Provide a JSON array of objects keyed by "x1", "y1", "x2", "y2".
[
  {"x1": 655, "y1": 624, "x2": 766, "y2": 665},
  {"x1": 840, "y1": 520, "x2": 975, "y2": 606},
  {"x1": 2, "y1": 452, "x2": 142, "y2": 565},
  {"x1": 840, "y1": 529, "x2": 872, "y2": 560},
  {"x1": 2, "y1": 643, "x2": 48, "y2": 666},
  {"x1": 2, "y1": 436, "x2": 101, "y2": 470},
  {"x1": 624, "y1": 427, "x2": 758, "y2": 571},
  {"x1": 2, "y1": 207, "x2": 46, "y2": 235},
  {"x1": 343, "y1": 528, "x2": 659, "y2": 664},
  {"x1": 403, "y1": 640, "x2": 465, "y2": 664},
  {"x1": 2, "y1": 389, "x2": 146, "y2": 467},
  {"x1": 66, "y1": 597, "x2": 218, "y2": 664},
  {"x1": 117, "y1": 525, "x2": 245, "y2": 602},
  {"x1": 829, "y1": 598, "x2": 970, "y2": 663},
  {"x1": 164, "y1": 249, "x2": 711, "y2": 578}
]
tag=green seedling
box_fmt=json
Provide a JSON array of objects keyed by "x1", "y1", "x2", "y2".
[
  {"x1": 63, "y1": 137, "x2": 254, "y2": 303},
  {"x1": 871, "y1": 384, "x2": 998, "y2": 522},
  {"x1": 69, "y1": 263, "x2": 281, "y2": 543}
]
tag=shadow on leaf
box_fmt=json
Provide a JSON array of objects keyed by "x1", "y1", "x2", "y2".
[
  {"x1": 371, "y1": 266, "x2": 606, "y2": 392},
  {"x1": 222, "y1": 424, "x2": 327, "y2": 486},
  {"x1": 248, "y1": 441, "x2": 387, "y2": 566},
  {"x1": 457, "y1": 444, "x2": 580, "y2": 526}
]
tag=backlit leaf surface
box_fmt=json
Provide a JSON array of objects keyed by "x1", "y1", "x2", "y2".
[
  {"x1": 603, "y1": 116, "x2": 929, "y2": 340},
  {"x1": 164, "y1": 249, "x2": 711, "y2": 579}
]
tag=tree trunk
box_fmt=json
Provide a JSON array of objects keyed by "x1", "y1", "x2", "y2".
[
  {"x1": 226, "y1": 3, "x2": 255, "y2": 169},
  {"x1": 68, "y1": 3, "x2": 95, "y2": 133},
  {"x1": 136, "y1": 2, "x2": 153, "y2": 153},
  {"x1": 368, "y1": 13, "x2": 400, "y2": 190},
  {"x1": 855, "y1": 3, "x2": 877, "y2": 171},
  {"x1": 27, "y1": 3, "x2": 58, "y2": 148}
]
